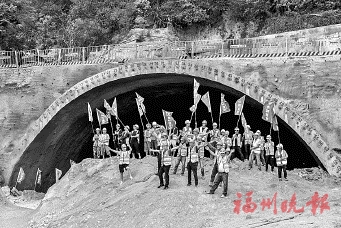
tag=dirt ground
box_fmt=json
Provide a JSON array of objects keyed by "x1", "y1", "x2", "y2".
[{"x1": 1, "y1": 156, "x2": 341, "y2": 228}]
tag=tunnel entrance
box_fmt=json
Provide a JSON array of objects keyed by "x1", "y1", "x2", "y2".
[{"x1": 10, "y1": 74, "x2": 320, "y2": 193}]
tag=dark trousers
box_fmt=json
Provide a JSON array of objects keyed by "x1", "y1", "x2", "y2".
[
  {"x1": 151, "y1": 140, "x2": 158, "y2": 150},
  {"x1": 210, "y1": 162, "x2": 218, "y2": 184},
  {"x1": 210, "y1": 172, "x2": 229, "y2": 196},
  {"x1": 187, "y1": 161, "x2": 198, "y2": 186},
  {"x1": 159, "y1": 165, "x2": 171, "y2": 187},
  {"x1": 260, "y1": 150, "x2": 265, "y2": 165},
  {"x1": 278, "y1": 165, "x2": 287, "y2": 179},
  {"x1": 157, "y1": 152, "x2": 161, "y2": 173},
  {"x1": 231, "y1": 146, "x2": 244, "y2": 161},
  {"x1": 131, "y1": 141, "x2": 140, "y2": 159},
  {"x1": 244, "y1": 144, "x2": 251, "y2": 160},
  {"x1": 265, "y1": 155, "x2": 275, "y2": 172},
  {"x1": 173, "y1": 156, "x2": 186, "y2": 174}
]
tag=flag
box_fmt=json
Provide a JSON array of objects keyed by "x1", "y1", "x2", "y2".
[
  {"x1": 220, "y1": 93, "x2": 230, "y2": 115},
  {"x1": 234, "y1": 95, "x2": 245, "y2": 116},
  {"x1": 87, "y1": 103, "x2": 93, "y2": 122},
  {"x1": 193, "y1": 79, "x2": 200, "y2": 102},
  {"x1": 273, "y1": 115, "x2": 279, "y2": 131},
  {"x1": 262, "y1": 101, "x2": 275, "y2": 123},
  {"x1": 55, "y1": 168, "x2": 62, "y2": 182},
  {"x1": 17, "y1": 167, "x2": 25, "y2": 184},
  {"x1": 136, "y1": 99, "x2": 144, "y2": 116},
  {"x1": 241, "y1": 113, "x2": 247, "y2": 130},
  {"x1": 201, "y1": 91, "x2": 212, "y2": 113},
  {"x1": 162, "y1": 110, "x2": 175, "y2": 129},
  {"x1": 135, "y1": 92, "x2": 146, "y2": 113},
  {"x1": 96, "y1": 108, "x2": 109, "y2": 125},
  {"x1": 112, "y1": 98, "x2": 118, "y2": 117},
  {"x1": 104, "y1": 99, "x2": 115, "y2": 116},
  {"x1": 190, "y1": 94, "x2": 201, "y2": 113},
  {"x1": 36, "y1": 168, "x2": 42, "y2": 185}
]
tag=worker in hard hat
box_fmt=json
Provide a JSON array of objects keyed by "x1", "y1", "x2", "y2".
[
  {"x1": 93, "y1": 128, "x2": 101, "y2": 159},
  {"x1": 206, "y1": 142, "x2": 232, "y2": 198},
  {"x1": 231, "y1": 127, "x2": 244, "y2": 161},
  {"x1": 264, "y1": 135, "x2": 275, "y2": 173},
  {"x1": 275, "y1": 143, "x2": 288, "y2": 181},
  {"x1": 171, "y1": 137, "x2": 188, "y2": 175},
  {"x1": 242, "y1": 125, "x2": 253, "y2": 160},
  {"x1": 100, "y1": 128, "x2": 110, "y2": 159},
  {"x1": 144, "y1": 123, "x2": 152, "y2": 155},
  {"x1": 182, "y1": 120, "x2": 192, "y2": 137},
  {"x1": 109, "y1": 144, "x2": 133, "y2": 185}
]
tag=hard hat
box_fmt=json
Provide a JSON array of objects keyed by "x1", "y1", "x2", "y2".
[
  {"x1": 234, "y1": 127, "x2": 239, "y2": 130},
  {"x1": 256, "y1": 130, "x2": 261, "y2": 134},
  {"x1": 266, "y1": 135, "x2": 271, "y2": 139},
  {"x1": 213, "y1": 122, "x2": 218, "y2": 126},
  {"x1": 221, "y1": 129, "x2": 225, "y2": 133},
  {"x1": 202, "y1": 120, "x2": 207, "y2": 124},
  {"x1": 185, "y1": 120, "x2": 190, "y2": 124},
  {"x1": 193, "y1": 128, "x2": 199, "y2": 133},
  {"x1": 246, "y1": 125, "x2": 251, "y2": 129},
  {"x1": 103, "y1": 128, "x2": 107, "y2": 131},
  {"x1": 276, "y1": 143, "x2": 283, "y2": 148},
  {"x1": 116, "y1": 124, "x2": 120, "y2": 127},
  {"x1": 254, "y1": 132, "x2": 259, "y2": 136},
  {"x1": 134, "y1": 124, "x2": 139, "y2": 129},
  {"x1": 125, "y1": 126, "x2": 130, "y2": 130},
  {"x1": 146, "y1": 123, "x2": 151, "y2": 127},
  {"x1": 96, "y1": 128, "x2": 100, "y2": 131},
  {"x1": 152, "y1": 121, "x2": 157, "y2": 126}
]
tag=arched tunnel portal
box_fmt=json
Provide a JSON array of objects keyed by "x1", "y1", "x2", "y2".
[{"x1": 8, "y1": 60, "x2": 341, "y2": 192}]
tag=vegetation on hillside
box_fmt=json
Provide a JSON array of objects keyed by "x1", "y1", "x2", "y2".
[{"x1": 1, "y1": 0, "x2": 341, "y2": 50}]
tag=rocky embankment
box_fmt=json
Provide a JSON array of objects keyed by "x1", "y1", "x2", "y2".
[{"x1": 1, "y1": 157, "x2": 341, "y2": 228}]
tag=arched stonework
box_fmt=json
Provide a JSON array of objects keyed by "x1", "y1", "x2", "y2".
[{"x1": 18, "y1": 59, "x2": 341, "y2": 177}]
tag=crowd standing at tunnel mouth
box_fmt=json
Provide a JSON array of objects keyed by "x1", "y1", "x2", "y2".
[{"x1": 88, "y1": 79, "x2": 290, "y2": 198}]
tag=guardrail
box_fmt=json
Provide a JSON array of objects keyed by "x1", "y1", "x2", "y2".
[{"x1": 1, "y1": 36, "x2": 341, "y2": 68}]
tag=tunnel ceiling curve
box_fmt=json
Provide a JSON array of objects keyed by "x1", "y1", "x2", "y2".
[{"x1": 9, "y1": 59, "x2": 341, "y2": 192}]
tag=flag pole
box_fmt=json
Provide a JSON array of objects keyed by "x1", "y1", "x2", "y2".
[
  {"x1": 194, "y1": 109, "x2": 197, "y2": 129},
  {"x1": 269, "y1": 121, "x2": 272, "y2": 136},
  {"x1": 90, "y1": 122, "x2": 95, "y2": 135},
  {"x1": 236, "y1": 114, "x2": 242, "y2": 128},
  {"x1": 210, "y1": 111, "x2": 214, "y2": 127},
  {"x1": 34, "y1": 169, "x2": 38, "y2": 192},
  {"x1": 139, "y1": 113, "x2": 145, "y2": 132},
  {"x1": 117, "y1": 116, "x2": 125, "y2": 127},
  {"x1": 143, "y1": 112, "x2": 150, "y2": 124},
  {"x1": 189, "y1": 111, "x2": 194, "y2": 125}
]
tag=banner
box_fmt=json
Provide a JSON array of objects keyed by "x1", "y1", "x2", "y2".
[
  {"x1": 136, "y1": 98, "x2": 144, "y2": 117},
  {"x1": 190, "y1": 94, "x2": 202, "y2": 113},
  {"x1": 17, "y1": 167, "x2": 25, "y2": 184},
  {"x1": 112, "y1": 98, "x2": 118, "y2": 117},
  {"x1": 96, "y1": 108, "x2": 109, "y2": 125},
  {"x1": 104, "y1": 99, "x2": 115, "y2": 116},
  {"x1": 87, "y1": 103, "x2": 93, "y2": 122},
  {"x1": 262, "y1": 101, "x2": 275, "y2": 123},
  {"x1": 273, "y1": 115, "x2": 279, "y2": 131},
  {"x1": 162, "y1": 110, "x2": 175, "y2": 130},
  {"x1": 55, "y1": 168, "x2": 62, "y2": 183},
  {"x1": 135, "y1": 92, "x2": 146, "y2": 113},
  {"x1": 201, "y1": 91, "x2": 212, "y2": 113},
  {"x1": 193, "y1": 79, "x2": 200, "y2": 103},
  {"x1": 36, "y1": 168, "x2": 42, "y2": 185},
  {"x1": 220, "y1": 93, "x2": 230, "y2": 115},
  {"x1": 241, "y1": 112, "x2": 247, "y2": 130},
  {"x1": 234, "y1": 95, "x2": 245, "y2": 116}
]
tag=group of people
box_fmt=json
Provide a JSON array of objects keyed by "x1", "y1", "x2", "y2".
[{"x1": 92, "y1": 119, "x2": 289, "y2": 196}]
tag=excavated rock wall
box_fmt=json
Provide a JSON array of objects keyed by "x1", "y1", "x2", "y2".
[{"x1": 1, "y1": 55, "x2": 341, "y2": 191}]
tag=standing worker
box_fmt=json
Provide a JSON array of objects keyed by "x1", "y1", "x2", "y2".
[
  {"x1": 113, "y1": 124, "x2": 122, "y2": 150},
  {"x1": 93, "y1": 128, "x2": 101, "y2": 159},
  {"x1": 109, "y1": 144, "x2": 133, "y2": 185},
  {"x1": 206, "y1": 141, "x2": 225, "y2": 187},
  {"x1": 248, "y1": 131, "x2": 262, "y2": 170},
  {"x1": 144, "y1": 123, "x2": 152, "y2": 155},
  {"x1": 264, "y1": 135, "x2": 275, "y2": 173},
  {"x1": 231, "y1": 127, "x2": 244, "y2": 162},
  {"x1": 151, "y1": 141, "x2": 172, "y2": 189},
  {"x1": 172, "y1": 137, "x2": 188, "y2": 175},
  {"x1": 130, "y1": 124, "x2": 141, "y2": 159},
  {"x1": 242, "y1": 125, "x2": 253, "y2": 160},
  {"x1": 275, "y1": 143, "x2": 288, "y2": 181},
  {"x1": 187, "y1": 139, "x2": 199, "y2": 187},
  {"x1": 100, "y1": 128, "x2": 110, "y2": 159}
]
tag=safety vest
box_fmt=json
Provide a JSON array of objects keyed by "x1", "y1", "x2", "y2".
[
  {"x1": 259, "y1": 137, "x2": 265, "y2": 150},
  {"x1": 93, "y1": 134, "x2": 100, "y2": 146},
  {"x1": 187, "y1": 146, "x2": 199, "y2": 163},
  {"x1": 183, "y1": 126, "x2": 192, "y2": 135},
  {"x1": 179, "y1": 143, "x2": 188, "y2": 156},
  {"x1": 244, "y1": 131, "x2": 253, "y2": 144},
  {"x1": 161, "y1": 149, "x2": 172, "y2": 166},
  {"x1": 150, "y1": 128, "x2": 157, "y2": 140},
  {"x1": 100, "y1": 134, "x2": 110, "y2": 145},
  {"x1": 232, "y1": 134, "x2": 242, "y2": 147},
  {"x1": 145, "y1": 129, "x2": 152, "y2": 141},
  {"x1": 198, "y1": 145, "x2": 205, "y2": 158},
  {"x1": 264, "y1": 141, "x2": 275, "y2": 156},
  {"x1": 276, "y1": 150, "x2": 288, "y2": 166},
  {"x1": 114, "y1": 130, "x2": 122, "y2": 141},
  {"x1": 210, "y1": 129, "x2": 220, "y2": 138},
  {"x1": 119, "y1": 151, "x2": 130, "y2": 165},
  {"x1": 217, "y1": 154, "x2": 229, "y2": 173},
  {"x1": 225, "y1": 138, "x2": 232, "y2": 148},
  {"x1": 252, "y1": 138, "x2": 261, "y2": 154},
  {"x1": 199, "y1": 126, "x2": 208, "y2": 134}
]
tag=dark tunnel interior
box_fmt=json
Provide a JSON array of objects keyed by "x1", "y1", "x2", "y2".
[{"x1": 10, "y1": 73, "x2": 320, "y2": 193}]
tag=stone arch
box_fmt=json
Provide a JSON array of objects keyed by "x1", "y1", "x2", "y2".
[{"x1": 16, "y1": 59, "x2": 341, "y2": 177}]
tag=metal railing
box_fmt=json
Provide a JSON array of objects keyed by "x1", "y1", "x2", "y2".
[{"x1": 1, "y1": 36, "x2": 341, "y2": 68}]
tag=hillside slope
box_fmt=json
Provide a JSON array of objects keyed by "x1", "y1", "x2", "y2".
[{"x1": 1, "y1": 156, "x2": 341, "y2": 228}]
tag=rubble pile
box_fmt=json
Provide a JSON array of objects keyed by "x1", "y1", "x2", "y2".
[{"x1": 297, "y1": 167, "x2": 329, "y2": 181}]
